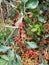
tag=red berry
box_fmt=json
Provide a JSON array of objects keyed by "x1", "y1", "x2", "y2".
[
  {"x1": 29, "y1": 50, "x2": 33, "y2": 55},
  {"x1": 43, "y1": 39, "x2": 47, "y2": 43},
  {"x1": 20, "y1": 29, "x2": 25, "y2": 34},
  {"x1": 42, "y1": 49, "x2": 45, "y2": 53},
  {"x1": 26, "y1": 51, "x2": 29, "y2": 56},
  {"x1": 32, "y1": 51, "x2": 39, "y2": 58},
  {"x1": 40, "y1": 39, "x2": 47, "y2": 44},
  {"x1": 21, "y1": 33, "x2": 26, "y2": 38},
  {"x1": 18, "y1": 38, "x2": 22, "y2": 43},
  {"x1": 19, "y1": 23, "x2": 24, "y2": 29},
  {"x1": 26, "y1": 50, "x2": 33, "y2": 56},
  {"x1": 15, "y1": 15, "x2": 19, "y2": 18},
  {"x1": 13, "y1": 37, "x2": 19, "y2": 41},
  {"x1": 43, "y1": 55, "x2": 47, "y2": 59}
]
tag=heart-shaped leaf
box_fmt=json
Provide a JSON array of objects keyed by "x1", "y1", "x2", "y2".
[
  {"x1": 26, "y1": 42, "x2": 38, "y2": 49},
  {"x1": 26, "y1": 0, "x2": 39, "y2": 9},
  {"x1": 1, "y1": 55, "x2": 9, "y2": 61},
  {"x1": 0, "y1": 46, "x2": 10, "y2": 53},
  {"x1": 38, "y1": 16, "x2": 45, "y2": 22}
]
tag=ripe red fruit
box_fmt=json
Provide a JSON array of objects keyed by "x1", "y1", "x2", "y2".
[
  {"x1": 19, "y1": 23, "x2": 24, "y2": 29},
  {"x1": 26, "y1": 50, "x2": 40, "y2": 58},
  {"x1": 26, "y1": 51, "x2": 29, "y2": 56},
  {"x1": 21, "y1": 33, "x2": 26, "y2": 38},
  {"x1": 32, "y1": 51, "x2": 40, "y2": 58},
  {"x1": 29, "y1": 50, "x2": 33, "y2": 55},
  {"x1": 43, "y1": 55, "x2": 47, "y2": 59},
  {"x1": 42, "y1": 49, "x2": 46, "y2": 53},
  {"x1": 22, "y1": 55, "x2": 26, "y2": 58},
  {"x1": 26, "y1": 50, "x2": 33, "y2": 56},
  {"x1": 20, "y1": 29, "x2": 25, "y2": 34},
  {"x1": 13, "y1": 37, "x2": 19, "y2": 42},
  {"x1": 18, "y1": 38, "x2": 22, "y2": 43},
  {"x1": 43, "y1": 39, "x2": 47, "y2": 43},
  {"x1": 40, "y1": 39, "x2": 47, "y2": 44},
  {"x1": 15, "y1": 15, "x2": 19, "y2": 18}
]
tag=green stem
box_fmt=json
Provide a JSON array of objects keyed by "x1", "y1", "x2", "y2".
[{"x1": 24, "y1": 3, "x2": 26, "y2": 14}]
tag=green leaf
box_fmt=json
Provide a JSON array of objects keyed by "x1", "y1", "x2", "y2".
[
  {"x1": 22, "y1": 0, "x2": 28, "y2": 3},
  {"x1": 16, "y1": 54, "x2": 23, "y2": 65},
  {"x1": 16, "y1": 54, "x2": 21, "y2": 62},
  {"x1": 37, "y1": 31, "x2": 41, "y2": 36},
  {"x1": 39, "y1": 63, "x2": 48, "y2": 65},
  {"x1": 0, "y1": 59, "x2": 7, "y2": 65},
  {"x1": 37, "y1": 28, "x2": 41, "y2": 35},
  {"x1": 8, "y1": 49, "x2": 14, "y2": 60},
  {"x1": 35, "y1": 24, "x2": 40, "y2": 28},
  {"x1": 26, "y1": 42, "x2": 37, "y2": 49},
  {"x1": 8, "y1": 61, "x2": 13, "y2": 65},
  {"x1": 1, "y1": 55, "x2": 9, "y2": 61},
  {"x1": 5, "y1": 18, "x2": 12, "y2": 23},
  {"x1": 10, "y1": 8, "x2": 16, "y2": 16},
  {"x1": 13, "y1": 59, "x2": 22, "y2": 65},
  {"x1": 38, "y1": 16, "x2": 45, "y2": 22},
  {"x1": 0, "y1": 46, "x2": 10, "y2": 53},
  {"x1": 45, "y1": 34, "x2": 49, "y2": 38},
  {"x1": 25, "y1": 16, "x2": 30, "y2": 23},
  {"x1": 40, "y1": 5, "x2": 47, "y2": 11},
  {"x1": 31, "y1": 28, "x2": 37, "y2": 32},
  {"x1": 26, "y1": 0, "x2": 39, "y2": 9},
  {"x1": 31, "y1": 24, "x2": 40, "y2": 32},
  {"x1": 43, "y1": 62, "x2": 48, "y2": 65}
]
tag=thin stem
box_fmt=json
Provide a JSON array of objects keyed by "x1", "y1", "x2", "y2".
[
  {"x1": 4, "y1": 28, "x2": 16, "y2": 45},
  {"x1": 24, "y1": 3, "x2": 26, "y2": 14}
]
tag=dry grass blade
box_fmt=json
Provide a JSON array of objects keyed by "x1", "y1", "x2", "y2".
[
  {"x1": 4, "y1": 16, "x2": 23, "y2": 44},
  {"x1": 4, "y1": 16, "x2": 23, "y2": 28}
]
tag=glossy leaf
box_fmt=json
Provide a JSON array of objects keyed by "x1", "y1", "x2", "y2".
[
  {"x1": 26, "y1": 42, "x2": 37, "y2": 49},
  {"x1": 8, "y1": 49, "x2": 14, "y2": 60},
  {"x1": 38, "y1": 16, "x2": 45, "y2": 22},
  {"x1": 0, "y1": 46, "x2": 10, "y2": 53},
  {"x1": 26, "y1": 0, "x2": 39, "y2": 9},
  {"x1": 16, "y1": 54, "x2": 21, "y2": 62},
  {"x1": 1, "y1": 55, "x2": 9, "y2": 61}
]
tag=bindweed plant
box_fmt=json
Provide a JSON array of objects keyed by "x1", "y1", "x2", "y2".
[{"x1": 0, "y1": 0, "x2": 49, "y2": 65}]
